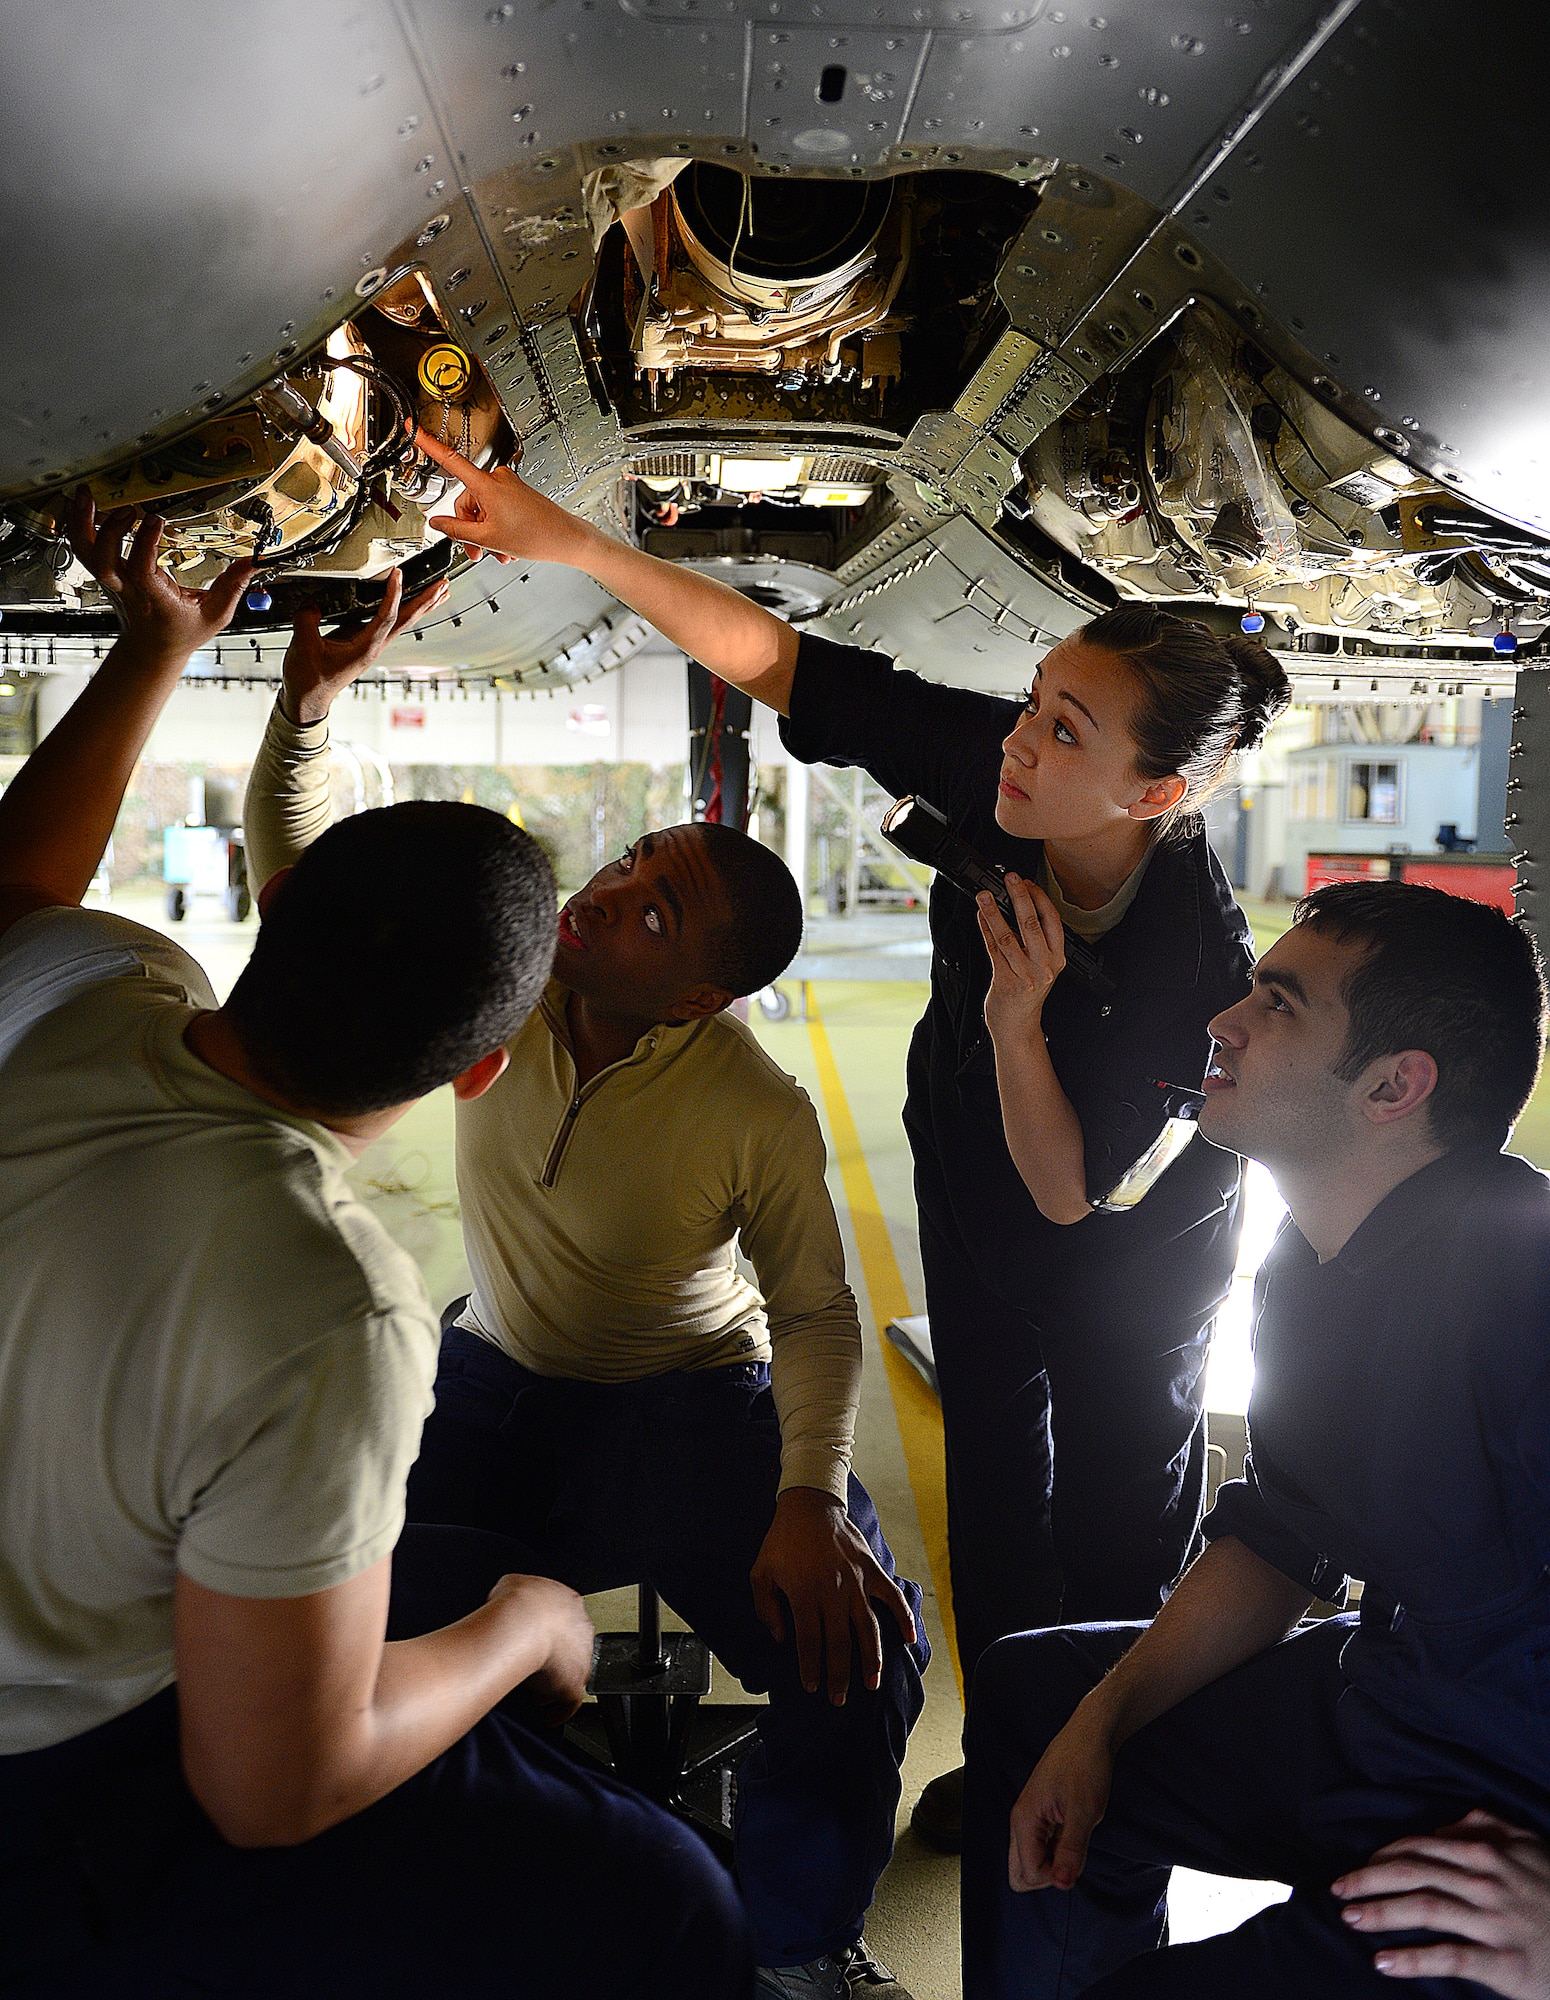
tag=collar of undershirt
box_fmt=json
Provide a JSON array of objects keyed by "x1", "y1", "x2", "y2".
[
  {"x1": 538, "y1": 978, "x2": 696, "y2": 1074},
  {"x1": 1037, "y1": 834, "x2": 1158, "y2": 943}
]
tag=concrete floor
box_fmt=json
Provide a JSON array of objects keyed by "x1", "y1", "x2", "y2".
[{"x1": 99, "y1": 880, "x2": 1550, "y2": 1995}]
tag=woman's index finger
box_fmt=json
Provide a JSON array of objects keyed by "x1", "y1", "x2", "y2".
[{"x1": 412, "y1": 424, "x2": 483, "y2": 484}]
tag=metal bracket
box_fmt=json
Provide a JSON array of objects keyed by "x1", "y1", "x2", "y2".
[
  {"x1": 1509, "y1": 667, "x2": 1550, "y2": 959},
  {"x1": 563, "y1": 1585, "x2": 761, "y2": 1861}
]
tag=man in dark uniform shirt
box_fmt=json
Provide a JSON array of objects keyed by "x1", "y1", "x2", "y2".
[{"x1": 961, "y1": 881, "x2": 1550, "y2": 1998}]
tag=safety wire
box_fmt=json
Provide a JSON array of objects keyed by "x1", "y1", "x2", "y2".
[
  {"x1": 434, "y1": 395, "x2": 473, "y2": 457},
  {"x1": 727, "y1": 173, "x2": 752, "y2": 287}
]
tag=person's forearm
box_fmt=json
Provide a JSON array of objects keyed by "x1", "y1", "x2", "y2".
[
  {"x1": 417, "y1": 428, "x2": 800, "y2": 704},
  {"x1": 990, "y1": 1019, "x2": 1093, "y2": 1225},
  {"x1": 211, "y1": 1596, "x2": 557, "y2": 1847},
  {"x1": 1077, "y1": 1537, "x2": 1312, "y2": 1751},
  {"x1": 563, "y1": 521, "x2": 799, "y2": 711},
  {"x1": 344, "y1": 1601, "x2": 556, "y2": 1818},
  {"x1": 769, "y1": 1317, "x2": 862, "y2": 1501},
  {"x1": 0, "y1": 634, "x2": 188, "y2": 903},
  {"x1": 243, "y1": 699, "x2": 335, "y2": 892}
]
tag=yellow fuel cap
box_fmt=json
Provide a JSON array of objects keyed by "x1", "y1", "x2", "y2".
[{"x1": 417, "y1": 344, "x2": 473, "y2": 400}]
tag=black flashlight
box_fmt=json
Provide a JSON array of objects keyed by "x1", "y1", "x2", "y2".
[{"x1": 880, "y1": 794, "x2": 1116, "y2": 1002}]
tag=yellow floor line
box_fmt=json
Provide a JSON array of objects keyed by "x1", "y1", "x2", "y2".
[{"x1": 805, "y1": 993, "x2": 963, "y2": 1705}]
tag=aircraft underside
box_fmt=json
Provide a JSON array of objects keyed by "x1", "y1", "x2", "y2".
[{"x1": 1, "y1": 0, "x2": 1545, "y2": 712}]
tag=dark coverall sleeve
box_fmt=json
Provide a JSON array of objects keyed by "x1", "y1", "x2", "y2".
[
  {"x1": 1201, "y1": 1460, "x2": 1350, "y2": 1605},
  {"x1": 1515, "y1": 1360, "x2": 1550, "y2": 1499},
  {"x1": 778, "y1": 630, "x2": 1016, "y2": 828},
  {"x1": 1074, "y1": 982, "x2": 1241, "y2": 1205}
]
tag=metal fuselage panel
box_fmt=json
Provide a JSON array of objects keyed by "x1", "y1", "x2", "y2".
[{"x1": 1, "y1": 0, "x2": 1545, "y2": 688}]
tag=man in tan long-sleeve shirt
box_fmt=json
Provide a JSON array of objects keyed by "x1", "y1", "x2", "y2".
[{"x1": 244, "y1": 622, "x2": 928, "y2": 1999}]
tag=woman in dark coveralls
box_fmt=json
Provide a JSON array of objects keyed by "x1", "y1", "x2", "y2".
[
  {"x1": 775, "y1": 607, "x2": 1288, "y2": 1847},
  {"x1": 404, "y1": 428, "x2": 1291, "y2": 1852}
]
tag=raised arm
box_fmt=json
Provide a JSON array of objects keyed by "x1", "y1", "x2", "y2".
[
  {"x1": 1004, "y1": 1534, "x2": 1311, "y2": 1892},
  {"x1": 242, "y1": 575, "x2": 449, "y2": 897},
  {"x1": 0, "y1": 493, "x2": 251, "y2": 938},
  {"x1": 415, "y1": 429, "x2": 799, "y2": 713}
]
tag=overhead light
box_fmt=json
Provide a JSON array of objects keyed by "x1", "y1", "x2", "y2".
[{"x1": 713, "y1": 455, "x2": 805, "y2": 492}]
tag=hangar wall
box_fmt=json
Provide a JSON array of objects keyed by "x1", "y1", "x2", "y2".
[{"x1": 36, "y1": 646, "x2": 789, "y2": 772}]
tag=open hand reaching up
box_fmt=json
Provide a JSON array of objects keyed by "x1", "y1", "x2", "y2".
[
  {"x1": 2, "y1": 493, "x2": 252, "y2": 930},
  {"x1": 280, "y1": 571, "x2": 451, "y2": 725},
  {"x1": 68, "y1": 487, "x2": 253, "y2": 662}
]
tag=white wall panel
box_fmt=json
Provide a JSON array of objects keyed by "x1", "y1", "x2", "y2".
[{"x1": 40, "y1": 647, "x2": 771, "y2": 772}]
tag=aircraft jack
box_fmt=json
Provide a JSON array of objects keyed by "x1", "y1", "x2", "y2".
[{"x1": 563, "y1": 1583, "x2": 762, "y2": 1863}]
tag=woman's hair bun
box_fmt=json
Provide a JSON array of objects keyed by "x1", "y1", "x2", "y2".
[
  {"x1": 1079, "y1": 602, "x2": 1293, "y2": 823},
  {"x1": 1223, "y1": 634, "x2": 1292, "y2": 754}
]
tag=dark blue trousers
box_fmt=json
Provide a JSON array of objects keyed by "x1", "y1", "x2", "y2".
[
  {"x1": 961, "y1": 1618, "x2": 1511, "y2": 1999},
  {"x1": 914, "y1": 1186, "x2": 1213, "y2": 1691},
  {"x1": 404, "y1": 1321, "x2": 929, "y2": 1969},
  {"x1": 0, "y1": 1525, "x2": 754, "y2": 2000}
]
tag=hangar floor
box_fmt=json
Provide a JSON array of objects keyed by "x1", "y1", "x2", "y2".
[{"x1": 98, "y1": 884, "x2": 1550, "y2": 1996}]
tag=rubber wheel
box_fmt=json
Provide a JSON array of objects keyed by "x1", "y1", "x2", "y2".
[
  {"x1": 757, "y1": 985, "x2": 792, "y2": 1022},
  {"x1": 165, "y1": 886, "x2": 187, "y2": 922},
  {"x1": 224, "y1": 883, "x2": 252, "y2": 922}
]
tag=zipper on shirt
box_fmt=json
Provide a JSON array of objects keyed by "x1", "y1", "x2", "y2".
[
  {"x1": 541, "y1": 1092, "x2": 583, "y2": 1188},
  {"x1": 538, "y1": 1032, "x2": 665, "y2": 1188}
]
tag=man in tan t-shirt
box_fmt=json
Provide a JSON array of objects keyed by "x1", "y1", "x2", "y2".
[
  {"x1": 0, "y1": 494, "x2": 752, "y2": 2000},
  {"x1": 245, "y1": 624, "x2": 930, "y2": 1998}
]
